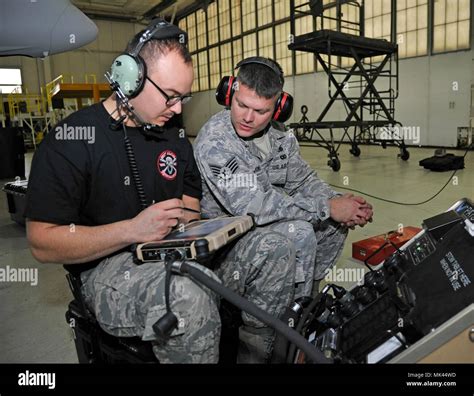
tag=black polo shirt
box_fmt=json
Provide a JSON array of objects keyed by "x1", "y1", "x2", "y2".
[{"x1": 25, "y1": 103, "x2": 202, "y2": 274}]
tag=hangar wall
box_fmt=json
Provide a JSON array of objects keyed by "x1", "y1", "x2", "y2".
[
  {"x1": 183, "y1": 48, "x2": 473, "y2": 148},
  {"x1": 0, "y1": 18, "x2": 471, "y2": 148}
]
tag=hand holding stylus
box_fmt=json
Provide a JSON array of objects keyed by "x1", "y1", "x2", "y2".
[{"x1": 128, "y1": 198, "x2": 186, "y2": 243}]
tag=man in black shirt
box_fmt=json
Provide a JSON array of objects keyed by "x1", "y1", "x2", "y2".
[{"x1": 25, "y1": 20, "x2": 221, "y2": 363}]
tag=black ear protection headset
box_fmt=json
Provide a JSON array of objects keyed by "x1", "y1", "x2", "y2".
[{"x1": 215, "y1": 56, "x2": 294, "y2": 123}]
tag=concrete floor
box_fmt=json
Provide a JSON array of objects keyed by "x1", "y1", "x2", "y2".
[
  {"x1": 0, "y1": 153, "x2": 78, "y2": 363},
  {"x1": 0, "y1": 143, "x2": 472, "y2": 363}
]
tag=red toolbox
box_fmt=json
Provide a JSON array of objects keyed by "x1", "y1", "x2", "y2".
[{"x1": 352, "y1": 226, "x2": 422, "y2": 266}]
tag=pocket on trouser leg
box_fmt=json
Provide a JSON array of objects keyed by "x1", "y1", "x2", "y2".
[{"x1": 89, "y1": 283, "x2": 141, "y2": 338}]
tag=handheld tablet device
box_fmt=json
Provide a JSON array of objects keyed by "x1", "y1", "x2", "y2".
[{"x1": 135, "y1": 215, "x2": 254, "y2": 264}]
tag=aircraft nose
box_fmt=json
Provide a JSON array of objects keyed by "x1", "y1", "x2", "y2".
[
  {"x1": 0, "y1": 0, "x2": 98, "y2": 58},
  {"x1": 49, "y1": 3, "x2": 98, "y2": 57}
]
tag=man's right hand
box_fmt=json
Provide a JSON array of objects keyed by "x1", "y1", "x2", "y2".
[
  {"x1": 27, "y1": 198, "x2": 186, "y2": 265},
  {"x1": 128, "y1": 198, "x2": 185, "y2": 243}
]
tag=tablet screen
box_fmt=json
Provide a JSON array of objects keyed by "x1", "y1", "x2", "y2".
[{"x1": 163, "y1": 218, "x2": 238, "y2": 240}]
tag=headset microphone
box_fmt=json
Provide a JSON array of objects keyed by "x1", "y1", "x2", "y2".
[{"x1": 109, "y1": 114, "x2": 126, "y2": 130}]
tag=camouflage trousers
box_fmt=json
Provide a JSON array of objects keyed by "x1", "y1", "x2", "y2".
[
  {"x1": 216, "y1": 219, "x2": 346, "y2": 363},
  {"x1": 216, "y1": 228, "x2": 297, "y2": 363},
  {"x1": 80, "y1": 251, "x2": 221, "y2": 363},
  {"x1": 267, "y1": 219, "x2": 348, "y2": 299}
]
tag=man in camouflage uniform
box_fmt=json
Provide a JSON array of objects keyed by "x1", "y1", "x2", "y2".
[{"x1": 194, "y1": 57, "x2": 373, "y2": 363}]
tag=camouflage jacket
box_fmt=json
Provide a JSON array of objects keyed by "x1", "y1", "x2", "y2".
[{"x1": 193, "y1": 110, "x2": 339, "y2": 226}]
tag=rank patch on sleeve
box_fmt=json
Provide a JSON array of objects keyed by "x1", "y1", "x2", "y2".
[{"x1": 209, "y1": 156, "x2": 239, "y2": 181}]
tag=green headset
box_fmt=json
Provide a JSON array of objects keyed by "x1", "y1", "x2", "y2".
[{"x1": 108, "y1": 18, "x2": 187, "y2": 99}]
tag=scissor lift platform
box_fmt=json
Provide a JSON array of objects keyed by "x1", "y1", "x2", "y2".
[{"x1": 288, "y1": 1, "x2": 409, "y2": 171}]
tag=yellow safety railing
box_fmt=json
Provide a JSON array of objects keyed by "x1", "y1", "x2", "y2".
[
  {"x1": 3, "y1": 73, "x2": 101, "y2": 122},
  {"x1": 45, "y1": 73, "x2": 97, "y2": 111},
  {"x1": 7, "y1": 91, "x2": 46, "y2": 120},
  {"x1": 85, "y1": 74, "x2": 97, "y2": 84},
  {"x1": 45, "y1": 74, "x2": 65, "y2": 111}
]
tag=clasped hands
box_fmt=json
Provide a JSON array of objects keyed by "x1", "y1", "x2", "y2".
[{"x1": 329, "y1": 193, "x2": 374, "y2": 230}]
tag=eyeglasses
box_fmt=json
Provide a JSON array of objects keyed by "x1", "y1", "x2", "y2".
[{"x1": 146, "y1": 76, "x2": 192, "y2": 107}]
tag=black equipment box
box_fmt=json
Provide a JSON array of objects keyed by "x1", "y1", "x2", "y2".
[
  {"x1": 419, "y1": 153, "x2": 465, "y2": 171},
  {"x1": 0, "y1": 127, "x2": 26, "y2": 179},
  {"x1": 3, "y1": 180, "x2": 28, "y2": 226},
  {"x1": 294, "y1": 198, "x2": 474, "y2": 364},
  {"x1": 405, "y1": 222, "x2": 474, "y2": 334}
]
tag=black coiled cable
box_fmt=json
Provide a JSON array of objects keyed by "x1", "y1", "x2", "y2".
[{"x1": 123, "y1": 123, "x2": 148, "y2": 210}]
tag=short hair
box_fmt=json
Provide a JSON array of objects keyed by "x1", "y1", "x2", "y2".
[
  {"x1": 128, "y1": 38, "x2": 192, "y2": 72},
  {"x1": 236, "y1": 62, "x2": 284, "y2": 99}
]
